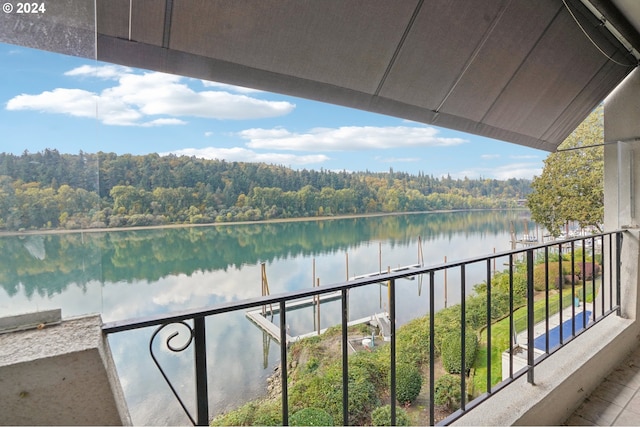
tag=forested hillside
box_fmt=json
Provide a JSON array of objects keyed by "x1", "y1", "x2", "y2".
[{"x1": 0, "y1": 150, "x2": 531, "y2": 231}]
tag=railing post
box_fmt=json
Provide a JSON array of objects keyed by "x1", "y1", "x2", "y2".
[
  {"x1": 279, "y1": 301, "x2": 289, "y2": 426},
  {"x1": 509, "y1": 254, "x2": 514, "y2": 377},
  {"x1": 581, "y1": 240, "x2": 587, "y2": 329},
  {"x1": 570, "y1": 241, "x2": 576, "y2": 336},
  {"x1": 558, "y1": 244, "x2": 563, "y2": 345},
  {"x1": 607, "y1": 234, "x2": 612, "y2": 315},
  {"x1": 389, "y1": 279, "x2": 396, "y2": 426},
  {"x1": 429, "y1": 271, "x2": 435, "y2": 426},
  {"x1": 616, "y1": 232, "x2": 623, "y2": 316},
  {"x1": 193, "y1": 316, "x2": 209, "y2": 426},
  {"x1": 460, "y1": 265, "x2": 466, "y2": 410},
  {"x1": 486, "y1": 259, "x2": 492, "y2": 393},
  {"x1": 341, "y1": 289, "x2": 349, "y2": 426},
  {"x1": 544, "y1": 247, "x2": 549, "y2": 353},
  {"x1": 527, "y1": 249, "x2": 535, "y2": 385}
]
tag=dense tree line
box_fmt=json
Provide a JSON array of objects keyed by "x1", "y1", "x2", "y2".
[
  {"x1": 0, "y1": 150, "x2": 531, "y2": 230},
  {"x1": 0, "y1": 211, "x2": 525, "y2": 298}
]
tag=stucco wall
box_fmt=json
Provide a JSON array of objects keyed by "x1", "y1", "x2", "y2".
[{"x1": 0, "y1": 313, "x2": 131, "y2": 425}]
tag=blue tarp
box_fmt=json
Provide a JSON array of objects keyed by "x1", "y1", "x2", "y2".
[{"x1": 533, "y1": 311, "x2": 591, "y2": 351}]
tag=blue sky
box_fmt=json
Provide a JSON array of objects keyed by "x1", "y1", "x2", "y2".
[{"x1": 0, "y1": 42, "x2": 546, "y2": 179}]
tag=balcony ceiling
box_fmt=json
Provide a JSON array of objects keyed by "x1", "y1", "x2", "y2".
[{"x1": 1, "y1": 0, "x2": 639, "y2": 152}]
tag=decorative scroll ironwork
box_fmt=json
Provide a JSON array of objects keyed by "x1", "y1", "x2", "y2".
[{"x1": 149, "y1": 321, "x2": 196, "y2": 425}]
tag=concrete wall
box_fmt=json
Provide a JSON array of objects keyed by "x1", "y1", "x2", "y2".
[{"x1": 0, "y1": 313, "x2": 131, "y2": 425}]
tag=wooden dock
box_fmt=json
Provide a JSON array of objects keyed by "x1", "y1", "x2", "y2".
[
  {"x1": 373, "y1": 312, "x2": 391, "y2": 342},
  {"x1": 246, "y1": 303, "x2": 390, "y2": 345},
  {"x1": 349, "y1": 263, "x2": 421, "y2": 281}
]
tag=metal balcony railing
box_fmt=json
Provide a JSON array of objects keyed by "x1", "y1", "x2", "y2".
[{"x1": 102, "y1": 231, "x2": 623, "y2": 426}]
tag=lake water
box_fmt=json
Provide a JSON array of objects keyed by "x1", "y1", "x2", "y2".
[{"x1": 0, "y1": 210, "x2": 534, "y2": 424}]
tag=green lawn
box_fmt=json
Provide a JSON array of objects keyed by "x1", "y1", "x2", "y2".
[{"x1": 470, "y1": 282, "x2": 597, "y2": 396}]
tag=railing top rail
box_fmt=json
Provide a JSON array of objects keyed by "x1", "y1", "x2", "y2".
[{"x1": 102, "y1": 230, "x2": 622, "y2": 334}]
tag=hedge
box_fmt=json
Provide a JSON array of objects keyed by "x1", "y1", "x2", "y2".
[{"x1": 441, "y1": 331, "x2": 478, "y2": 374}]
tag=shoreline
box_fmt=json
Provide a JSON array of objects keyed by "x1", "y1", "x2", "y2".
[{"x1": 0, "y1": 208, "x2": 521, "y2": 237}]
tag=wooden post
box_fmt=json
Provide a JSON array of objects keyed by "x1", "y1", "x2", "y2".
[
  {"x1": 345, "y1": 253, "x2": 349, "y2": 279},
  {"x1": 312, "y1": 259, "x2": 317, "y2": 330},
  {"x1": 317, "y1": 278, "x2": 321, "y2": 335},
  {"x1": 387, "y1": 266, "x2": 391, "y2": 311},
  {"x1": 493, "y1": 247, "x2": 497, "y2": 274},
  {"x1": 261, "y1": 263, "x2": 272, "y2": 316},
  {"x1": 345, "y1": 253, "x2": 350, "y2": 321}
]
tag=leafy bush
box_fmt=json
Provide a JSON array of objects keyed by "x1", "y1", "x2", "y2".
[
  {"x1": 396, "y1": 316, "x2": 430, "y2": 366},
  {"x1": 346, "y1": 380, "x2": 380, "y2": 425},
  {"x1": 289, "y1": 408, "x2": 333, "y2": 426},
  {"x1": 210, "y1": 402, "x2": 258, "y2": 426},
  {"x1": 350, "y1": 349, "x2": 389, "y2": 390},
  {"x1": 395, "y1": 363, "x2": 422, "y2": 405},
  {"x1": 576, "y1": 262, "x2": 601, "y2": 280},
  {"x1": 288, "y1": 349, "x2": 383, "y2": 426},
  {"x1": 491, "y1": 291, "x2": 513, "y2": 321},
  {"x1": 433, "y1": 305, "x2": 462, "y2": 354},
  {"x1": 434, "y1": 374, "x2": 461, "y2": 410},
  {"x1": 253, "y1": 401, "x2": 282, "y2": 426},
  {"x1": 533, "y1": 262, "x2": 563, "y2": 291},
  {"x1": 211, "y1": 400, "x2": 283, "y2": 426},
  {"x1": 464, "y1": 295, "x2": 487, "y2": 331},
  {"x1": 441, "y1": 331, "x2": 478, "y2": 374},
  {"x1": 491, "y1": 264, "x2": 528, "y2": 305},
  {"x1": 371, "y1": 404, "x2": 410, "y2": 426}
]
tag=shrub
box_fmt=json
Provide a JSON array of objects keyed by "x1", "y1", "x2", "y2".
[
  {"x1": 441, "y1": 331, "x2": 478, "y2": 374},
  {"x1": 576, "y1": 262, "x2": 601, "y2": 280},
  {"x1": 396, "y1": 316, "x2": 430, "y2": 366},
  {"x1": 371, "y1": 404, "x2": 410, "y2": 426},
  {"x1": 433, "y1": 305, "x2": 462, "y2": 354},
  {"x1": 490, "y1": 291, "x2": 511, "y2": 320},
  {"x1": 346, "y1": 379, "x2": 380, "y2": 425},
  {"x1": 464, "y1": 295, "x2": 487, "y2": 331},
  {"x1": 211, "y1": 401, "x2": 269, "y2": 426},
  {"x1": 350, "y1": 349, "x2": 389, "y2": 390},
  {"x1": 288, "y1": 352, "x2": 382, "y2": 426},
  {"x1": 395, "y1": 363, "x2": 422, "y2": 405},
  {"x1": 253, "y1": 401, "x2": 282, "y2": 426},
  {"x1": 511, "y1": 271, "x2": 528, "y2": 303},
  {"x1": 434, "y1": 374, "x2": 461, "y2": 410},
  {"x1": 290, "y1": 408, "x2": 333, "y2": 426},
  {"x1": 533, "y1": 262, "x2": 560, "y2": 291}
]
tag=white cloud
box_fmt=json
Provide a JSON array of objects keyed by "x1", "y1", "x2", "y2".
[
  {"x1": 481, "y1": 154, "x2": 500, "y2": 159},
  {"x1": 64, "y1": 64, "x2": 132, "y2": 80},
  {"x1": 204, "y1": 131, "x2": 213, "y2": 137},
  {"x1": 7, "y1": 88, "x2": 98, "y2": 118},
  {"x1": 239, "y1": 126, "x2": 467, "y2": 151},
  {"x1": 161, "y1": 146, "x2": 329, "y2": 165},
  {"x1": 141, "y1": 118, "x2": 187, "y2": 127},
  {"x1": 491, "y1": 163, "x2": 542, "y2": 180},
  {"x1": 6, "y1": 65, "x2": 295, "y2": 126},
  {"x1": 453, "y1": 162, "x2": 542, "y2": 180},
  {"x1": 200, "y1": 80, "x2": 263, "y2": 94}
]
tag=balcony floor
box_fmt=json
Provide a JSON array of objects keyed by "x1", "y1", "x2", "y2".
[{"x1": 565, "y1": 344, "x2": 640, "y2": 425}]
